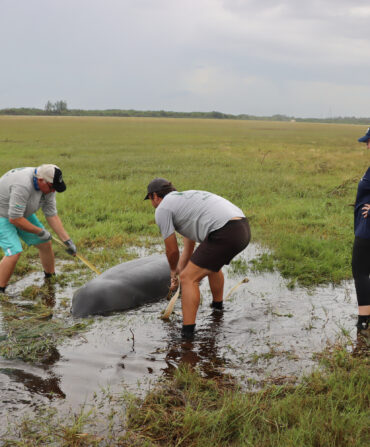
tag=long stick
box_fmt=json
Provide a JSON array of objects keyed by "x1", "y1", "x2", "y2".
[
  {"x1": 224, "y1": 277, "x2": 249, "y2": 300},
  {"x1": 161, "y1": 285, "x2": 181, "y2": 320},
  {"x1": 51, "y1": 236, "x2": 101, "y2": 275}
]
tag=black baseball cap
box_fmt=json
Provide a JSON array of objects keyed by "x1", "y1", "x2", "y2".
[
  {"x1": 144, "y1": 177, "x2": 173, "y2": 200},
  {"x1": 36, "y1": 164, "x2": 66, "y2": 192}
]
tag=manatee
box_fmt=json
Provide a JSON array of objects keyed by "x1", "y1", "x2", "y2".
[{"x1": 71, "y1": 254, "x2": 171, "y2": 317}]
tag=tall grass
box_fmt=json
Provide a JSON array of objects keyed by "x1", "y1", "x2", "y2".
[{"x1": 0, "y1": 116, "x2": 366, "y2": 285}]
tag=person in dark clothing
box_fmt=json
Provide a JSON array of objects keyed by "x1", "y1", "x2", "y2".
[{"x1": 352, "y1": 127, "x2": 370, "y2": 331}]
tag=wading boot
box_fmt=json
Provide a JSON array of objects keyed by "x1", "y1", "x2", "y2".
[
  {"x1": 44, "y1": 272, "x2": 56, "y2": 281},
  {"x1": 181, "y1": 324, "x2": 196, "y2": 340},
  {"x1": 356, "y1": 315, "x2": 370, "y2": 332},
  {"x1": 211, "y1": 301, "x2": 223, "y2": 311},
  {"x1": 356, "y1": 316, "x2": 370, "y2": 342}
]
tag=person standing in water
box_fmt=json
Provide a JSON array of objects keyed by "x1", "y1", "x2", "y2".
[
  {"x1": 145, "y1": 178, "x2": 251, "y2": 339},
  {"x1": 352, "y1": 128, "x2": 370, "y2": 332}
]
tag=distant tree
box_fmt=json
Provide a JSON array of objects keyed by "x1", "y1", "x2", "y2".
[
  {"x1": 44, "y1": 100, "x2": 68, "y2": 114},
  {"x1": 54, "y1": 100, "x2": 68, "y2": 114},
  {"x1": 45, "y1": 101, "x2": 54, "y2": 113}
]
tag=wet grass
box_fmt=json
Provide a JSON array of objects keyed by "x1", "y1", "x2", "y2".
[
  {"x1": 0, "y1": 292, "x2": 92, "y2": 363},
  {"x1": 2, "y1": 345, "x2": 369, "y2": 446},
  {"x1": 123, "y1": 349, "x2": 369, "y2": 447},
  {"x1": 0, "y1": 116, "x2": 367, "y2": 286}
]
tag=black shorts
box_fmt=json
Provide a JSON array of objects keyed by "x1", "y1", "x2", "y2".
[{"x1": 190, "y1": 218, "x2": 251, "y2": 272}]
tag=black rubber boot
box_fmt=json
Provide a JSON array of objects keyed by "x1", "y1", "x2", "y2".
[
  {"x1": 211, "y1": 301, "x2": 223, "y2": 310},
  {"x1": 356, "y1": 315, "x2": 370, "y2": 331},
  {"x1": 181, "y1": 324, "x2": 196, "y2": 340}
]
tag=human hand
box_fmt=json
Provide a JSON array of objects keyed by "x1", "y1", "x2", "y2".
[
  {"x1": 64, "y1": 239, "x2": 77, "y2": 256},
  {"x1": 362, "y1": 204, "x2": 370, "y2": 218},
  {"x1": 37, "y1": 229, "x2": 52, "y2": 241},
  {"x1": 170, "y1": 274, "x2": 179, "y2": 292}
]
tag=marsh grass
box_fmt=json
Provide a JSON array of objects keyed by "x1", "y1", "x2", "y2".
[
  {"x1": 3, "y1": 345, "x2": 368, "y2": 447},
  {"x1": 0, "y1": 295, "x2": 91, "y2": 363},
  {"x1": 122, "y1": 346, "x2": 369, "y2": 447},
  {"x1": 0, "y1": 116, "x2": 368, "y2": 445},
  {"x1": 0, "y1": 116, "x2": 366, "y2": 286}
]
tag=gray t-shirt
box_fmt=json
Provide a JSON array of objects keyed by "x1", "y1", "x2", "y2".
[
  {"x1": 155, "y1": 190, "x2": 245, "y2": 242},
  {"x1": 0, "y1": 167, "x2": 57, "y2": 219}
]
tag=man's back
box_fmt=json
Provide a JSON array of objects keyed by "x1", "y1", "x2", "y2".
[{"x1": 155, "y1": 190, "x2": 245, "y2": 242}]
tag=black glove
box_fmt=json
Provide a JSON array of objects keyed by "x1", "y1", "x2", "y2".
[
  {"x1": 64, "y1": 239, "x2": 77, "y2": 255},
  {"x1": 37, "y1": 229, "x2": 52, "y2": 241}
]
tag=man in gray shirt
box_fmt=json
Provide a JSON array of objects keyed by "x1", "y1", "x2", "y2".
[
  {"x1": 145, "y1": 178, "x2": 251, "y2": 338},
  {"x1": 0, "y1": 165, "x2": 76, "y2": 293}
]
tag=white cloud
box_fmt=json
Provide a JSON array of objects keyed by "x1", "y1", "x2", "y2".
[{"x1": 349, "y1": 6, "x2": 370, "y2": 17}]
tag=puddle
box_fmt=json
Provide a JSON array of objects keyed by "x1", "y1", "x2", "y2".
[{"x1": 0, "y1": 243, "x2": 361, "y2": 436}]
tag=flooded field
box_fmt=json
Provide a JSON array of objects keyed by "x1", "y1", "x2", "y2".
[{"x1": 0, "y1": 244, "x2": 360, "y2": 438}]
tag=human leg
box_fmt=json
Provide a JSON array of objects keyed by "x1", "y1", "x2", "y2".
[
  {"x1": 0, "y1": 218, "x2": 24, "y2": 289},
  {"x1": 18, "y1": 215, "x2": 55, "y2": 276},
  {"x1": 179, "y1": 261, "x2": 212, "y2": 325},
  {"x1": 0, "y1": 253, "x2": 22, "y2": 288},
  {"x1": 351, "y1": 237, "x2": 370, "y2": 330},
  {"x1": 208, "y1": 270, "x2": 224, "y2": 302},
  {"x1": 208, "y1": 270, "x2": 224, "y2": 309},
  {"x1": 36, "y1": 241, "x2": 55, "y2": 275}
]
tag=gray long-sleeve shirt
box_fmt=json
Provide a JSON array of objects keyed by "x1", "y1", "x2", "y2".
[
  {"x1": 155, "y1": 190, "x2": 245, "y2": 242},
  {"x1": 0, "y1": 167, "x2": 57, "y2": 219}
]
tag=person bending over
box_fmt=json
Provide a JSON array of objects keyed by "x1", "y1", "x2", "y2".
[
  {"x1": 0, "y1": 164, "x2": 76, "y2": 293},
  {"x1": 145, "y1": 178, "x2": 251, "y2": 339}
]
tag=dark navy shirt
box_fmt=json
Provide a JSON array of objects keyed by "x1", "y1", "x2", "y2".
[{"x1": 354, "y1": 167, "x2": 370, "y2": 238}]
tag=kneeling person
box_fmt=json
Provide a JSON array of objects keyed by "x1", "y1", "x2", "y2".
[
  {"x1": 145, "y1": 178, "x2": 251, "y2": 338},
  {"x1": 0, "y1": 165, "x2": 77, "y2": 293}
]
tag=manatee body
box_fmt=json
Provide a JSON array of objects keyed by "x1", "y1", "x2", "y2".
[{"x1": 71, "y1": 254, "x2": 171, "y2": 317}]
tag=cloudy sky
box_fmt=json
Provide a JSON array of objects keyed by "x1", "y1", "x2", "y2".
[{"x1": 1, "y1": 0, "x2": 369, "y2": 117}]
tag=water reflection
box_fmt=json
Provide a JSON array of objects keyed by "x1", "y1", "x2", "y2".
[
  {"x1": 163, "y1": 309, "x2": 228, "y2": 379},
  {"x1": 40, "y1": 280, "x2": 56, "y2": 308},
  {"x1": 0, "y1": 368, "x2": 65, "y2": 399}
]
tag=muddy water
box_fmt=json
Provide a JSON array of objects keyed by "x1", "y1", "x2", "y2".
[{"x1": 0, "y1": 244, "x2": 360, "y2": 435}]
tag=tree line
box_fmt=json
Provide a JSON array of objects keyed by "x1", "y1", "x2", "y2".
[{"x1": 0, "y1": 102, "x2": 369, "y2": 124}]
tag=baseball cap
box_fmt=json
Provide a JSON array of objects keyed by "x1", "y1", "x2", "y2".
[
  {"x1": 358, "y1": 127, "x2": 370, "y2": 143},
  {"x1": 36, "y1": 164, "x2": 66, "y2": 192},
  {"x1": 144, "y1": 177, "x2": 173, "y2": 200}
]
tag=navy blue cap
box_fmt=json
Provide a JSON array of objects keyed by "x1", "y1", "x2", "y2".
[{"x1": 358, "y1": 127, "x2": 370, "y2": 143}]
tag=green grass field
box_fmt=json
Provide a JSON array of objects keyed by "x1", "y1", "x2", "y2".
[
  {"x1": 0, "y1": 116, "x2": 367, "y2": 285},
  {"x1": 1, "y1": 116, "x2": 369, "y2": 446}
]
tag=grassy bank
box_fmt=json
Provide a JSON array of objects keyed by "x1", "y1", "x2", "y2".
[
  {"x1": 2, "y1": 345, "x2": 369, "y2": 446},
  {"x1": 0, "y1": 116, "x2": 367, "y2": 285}
]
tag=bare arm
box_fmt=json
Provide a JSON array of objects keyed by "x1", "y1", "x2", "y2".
[
  {"x1": 164, "y1": 233, "x2": 180, "y2": 291},
  {"x1": 9, "y1": 217, "x2": 42, "y2": 234},
  {"x1": 177, "y1": 237, "x2": 196, "y2": 273},
  {"x1": 46, "y1": 215, "x2": 70, "y2": 242},
  {"x1": 164, "y1": 233, "x2": 179, "y2": 274}
]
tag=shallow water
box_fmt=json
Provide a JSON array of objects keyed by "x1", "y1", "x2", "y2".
[{"x1": 0, "y1": 244, "x2": 361, "y2": 436}]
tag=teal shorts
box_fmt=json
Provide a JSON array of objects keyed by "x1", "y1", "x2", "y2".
[{"x1": 0, "y1": 214, "x2": 46, "y2": 257}]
